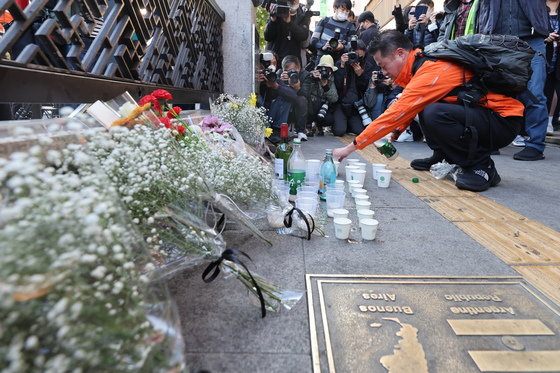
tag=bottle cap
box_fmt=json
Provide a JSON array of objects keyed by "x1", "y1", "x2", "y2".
[{"x1": 412, "y1": 177, "x2": 419, "y2": 183}]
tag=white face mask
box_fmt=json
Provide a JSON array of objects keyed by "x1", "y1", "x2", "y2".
[
  {"x1": 336, "y1": 11, "x2": 348, "y2": 22},
  {"x1": 290, "y1": 4, "x2": 299, "y2": 11}
]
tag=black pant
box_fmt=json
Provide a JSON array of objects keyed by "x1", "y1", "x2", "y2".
[
  {"x1": 420, "y1": 103, "x2": 522, "y2": 168},
  {"x1": 544, "y1": 72, "x2": 560, "y2": 121},
  {"x1": 326, "y1": 103, "x2": 364, "y2": 136}
]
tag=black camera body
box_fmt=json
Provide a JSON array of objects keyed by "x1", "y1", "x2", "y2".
[
  {"x1": 348, "y1": 35, "x2": 360, "y2": 64},
  {"x1": 287, "y1": 69, "x2": 300, "y2": 84},
  {"x1": 327, "y1": 28, "x2": 341, "y2": 52},
  {"x1": 318, "y1": 67, "x2": 331, "y2": 80},
  {"x1": 260, "y1": 0, "x2": 290, "y2": 18},
  {"x1": 259, "y1": 52, "x2": 278, "y2": 82},
  {"x1": 265, "y1": 67, "x2": 278, "y2": 82},
  {"x1": 373, "y1": 70, "x2": 389, "y2": 85}
]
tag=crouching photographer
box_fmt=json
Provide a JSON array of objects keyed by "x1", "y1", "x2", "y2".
[
  {"x1": 266, "y1": 55, "x2": 311, "y2": 142},
  {"x1": 363, "y1": 70, "x2": 393, "y2": 121},
  {"x1": 256, "y1": 51, "x2": 280, "y2": 112},
  {"x1": 328, "y1": 39, "x2": 375, "y2": 136},
  {"x1": 307, "y1": 55, "x2": 339, "y2": 136}
]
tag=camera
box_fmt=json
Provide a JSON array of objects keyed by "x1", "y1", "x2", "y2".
[
  {"x1": 304, "y1": 0, "x2": 320, "y2": 17},
  {"x1": 373, "y1": 70, "x2": 389, "y2": 85},
  {"x1": 259, "y1": 52, "x2": 278, "y2": 82},
  {"x1": 317, "y1": 101, "x2": 329, "y2": 121},
  {"x1": 347, "y1": 35, "x2": 360, "y2": 64},
  {"x1": 287, "y1": 69, "x2": 299, "y2": 84},
  {"x1": 326, "y1": 28, "x2": 341, "y2": 52},
  {"x1": 260, "y1": 0, "x2": 290, "y2": 18},
  {"x1": 318, "y1": 67, "x2": 331, "y2": 80},
  {"x1": 354, "y1": 99, "x2": 372, "y2": 127}
]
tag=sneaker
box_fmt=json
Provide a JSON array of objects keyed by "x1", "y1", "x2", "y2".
[
  {"x1": 410, "y1": 150, "x2": 445, "y2": 171},
  {"x1": 511, "y1": 135, "x2": 525, "y2": 147},
  {"x1": 455, "y1": 160, "x2": 501, "y2": 192},
  {"x1": 396, "y1": 129, "x2": 413, "y2": 142},
  {"x1": 513, "y1": 146, "x2": 544, "y2": 161},
  {"x1": 297, "y1": 132, "x2": 308, "y2": 141},
  {"x1": 547, "y1": 123, "x2": 554, "y2": 135}
]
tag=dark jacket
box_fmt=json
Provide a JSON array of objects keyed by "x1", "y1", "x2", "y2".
[
  {"x1": 359, "y1": 24, "x2": 379, "y2": 47},
  {"x1": 264, "y1": 7, "x2": 311, "y2": 64},
  {"x1": 476, "y1": 0, "x2": 548, "y2": 37},
  {"x1": 334, "y1": 59, "x2": 375, "y2": 106},
  {"x1": 405, "y1": 23, "x2": 438, "y2": 49},
  {"x1": 275, "y1": 70, "x2": 311, "y2": 103},
  {"x1": 438, "y1": 0, "x2": 461, "y2": 42}
]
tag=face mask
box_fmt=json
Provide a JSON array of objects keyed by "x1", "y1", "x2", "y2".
[
  {"x1": 290, "y1": 4, "x2": 299, "y2": 11},
  {"x1": 336, "y1": 12, "x2": 348, "y2": 22}
]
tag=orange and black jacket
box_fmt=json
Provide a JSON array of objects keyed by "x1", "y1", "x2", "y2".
[{"x1": 354, "y1": 49, "x2": 525, "y2": 150}]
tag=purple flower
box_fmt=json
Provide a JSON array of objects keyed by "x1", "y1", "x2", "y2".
[{"x1": 201, "y1": 116, "x2": 233, "y2": 134}]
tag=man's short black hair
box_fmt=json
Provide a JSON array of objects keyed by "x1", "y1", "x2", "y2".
[
  {"x1": 282, "y1": 55, "x2": 301, "y2": 70},
  {"x1": 417, "y1": 0, "x2": 434, "y2": 7},
  {"x1": 356, "y1": 39, "x2": 367, "y2": 51},
  {"x1": 333, "y1": 0, "x2": 352, "y2": 11},
  {"x1": 367, "y1": 30, "x2": 413, "y2": 57},
  {"x1": 357, "y1": 11, "x2": 376, "y2": 24}
]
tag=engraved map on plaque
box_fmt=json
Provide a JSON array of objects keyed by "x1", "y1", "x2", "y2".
[{"x1": 306, "y1": 276, "x2": 560, "y2": 373}]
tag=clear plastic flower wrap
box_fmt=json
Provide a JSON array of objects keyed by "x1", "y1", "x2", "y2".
[{"x1": 430, "y1": 161, "x2": 460, "y2": 181}]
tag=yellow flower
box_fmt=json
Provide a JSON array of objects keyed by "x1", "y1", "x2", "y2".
[
  {"x1": 264, "y1": 127, "x2": 273, "y2": 138},
  {"x1": 249, "y1": 92, "x2": 257, "y2": 107},
  {"x1": 230, "y1": 103, "x2": 239, "y2": 109}
]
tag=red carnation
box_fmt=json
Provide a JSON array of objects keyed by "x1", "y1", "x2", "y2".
[
  {"x1": 152, "y1": 89, "x2": 173, "y2": 101},
  {"x1": 177, "y1": 125, "x2": 185, "y2": 134},
  {"x1": 167, "y1": 106, "x2": 182, "y2": 118},
  {"x1": 158, "y1": 117, "x2": 172, "y2": 128},
  {"x1": 138, "y1": 94, "x2": 162, "y2": 115}
]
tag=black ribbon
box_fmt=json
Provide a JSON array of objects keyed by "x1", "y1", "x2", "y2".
[
  {"x1": 283, "y1": 207, "x2": 315, "y2": 240},
  {"x1": 202, "y1": 248, "x2": 266, "y2": 318},
  {"x1": 216, "y1": 213, "x2": 226, "y2": 232}
]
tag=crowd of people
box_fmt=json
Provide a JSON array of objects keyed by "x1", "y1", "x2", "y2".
[{"x1": 257, "y1": 0, "x2": 559, "y2": 192}]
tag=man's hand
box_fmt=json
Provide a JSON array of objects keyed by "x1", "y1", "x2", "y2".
[
  {"x1": 280, "y1": 70, "x2": 289, "y2": 82},
  {"x1": 408, "y1": 16, "x2": 417, "y2": 30},
  {"x1": 256, "y1": 72, "x2": 266, "y2": 83},
  {"x1": 351, "y1": 63, "x2": 363, "y2": 76},
  {"x1": 340, "y1": 53, "x2": 349, "y2": 68},
  {"x1": 282, "y1": 14, "x2": 291, "y2": 23},
  {"x1": 311, "y1": 70, "x2": 321, "y2": 79},
  {"x1": 387, "y1": 131, "x2": 399, "y2": 143},
  {"x1": 546, "y1": 32, "x2": 559, "y2": 43},
  {"x1": 418, "y1": 13, "x2": 429, "y2": 25},
  {"x1": 336, "y1": 41, "x2": 345, "y2": 51},
  {"x1": 290, "y1": 80, "x2": 301, "y2": 91},
  {"x1": 269, "y1": 4, "x2": 277, "y2": 21},
  {"x1": 333, "y1": 142, "x2": 357, "y2": 161}
]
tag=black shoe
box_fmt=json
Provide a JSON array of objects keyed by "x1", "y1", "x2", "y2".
[
  {"x1": 410, "y1": 151, "x2": 445, "y2": 171},
  {"x1": 513, "y1": 147, "x2": 544, "y2": 161},
  {"x1": 455, "y1": 161, "x2": 501, "y2": 192},
  {"x1": 491, "y1": 150, "x2": 500, "y2": 155}
]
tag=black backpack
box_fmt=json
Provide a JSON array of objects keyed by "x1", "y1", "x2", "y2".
[{"x1": 415, "y1": 34, "x2": 535, "y2": 98}]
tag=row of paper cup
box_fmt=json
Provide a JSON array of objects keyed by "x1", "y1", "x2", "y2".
[
  {"x1": 333, "y1": 216, "x2": 379, "y2": 240},
  {"x1": 345, "y1": 161, "x2": 392, "y2": 188}
]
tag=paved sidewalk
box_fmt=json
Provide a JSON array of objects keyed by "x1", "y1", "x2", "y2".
[{"x1": 168, "y1": 135, "x2": 560, "y2": 373}]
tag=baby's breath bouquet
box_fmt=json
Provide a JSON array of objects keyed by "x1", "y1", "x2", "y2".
[
  {"x1": 211, "y1": 93, "x2": 270, "y2": 153},
  {"x1": 0, "y1": 142, "x2": 185, "y2": 372}
]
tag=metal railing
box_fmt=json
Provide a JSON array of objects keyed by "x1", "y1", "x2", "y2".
[{"x1": 0, "y1": 0, "x2": 225, "y2": 104}]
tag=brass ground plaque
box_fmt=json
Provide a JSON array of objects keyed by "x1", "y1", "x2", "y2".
[{"x1": 306, "y1": 275, "x2": 560, "y2": 373}]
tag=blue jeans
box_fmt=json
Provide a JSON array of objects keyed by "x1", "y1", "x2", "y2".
[{"x1": 518, "y1": 37, "x2": 548, "y2": 152}]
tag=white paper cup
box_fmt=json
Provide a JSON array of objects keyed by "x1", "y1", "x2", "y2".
[
  {"x1": 347, "y1": 159, "x2": 360, "y2": 164},
  {"x1": 357, "y1": 209, "x2": 375, "y2": 222},
  {"x1": 356, "y1": 200, "x2": 372, "y2": 210},
  {"x1": 332, "y1": 208, "x2": 349, "y2": 219},
  {"x1": 354, "y1": 162, "x2": 367, "y2": 170},
  {"x1": 334, "y1": 218, "x2": 352, "y2": 239},
  {"x1": 372, "y1": 163, "x2": 387, "y2": 180},
  {"x1": 353, "y1": 188, "x2": 367, "y2": 197},
  {"x1": 377, "y1": 170, "x2": 393, "y2": 188},
  {"x1": 360, "y1": 218, "x2": 379, "y2": 240},
  {"x1": 345, "y1": 165, "x2": 359, "y2": 182},
  {"x1": 347, "y1": 179, "x2": 361, "y2": 190},
  {"x1": 349, "y1": 183, "x2": 363, "y2": 197},
  {"x1": 335, "y1": 179, "x2": 345, "y2": 189},
  {"x1": 350, "y1": 169, "x2": 367, "y2": 185},
  {"x1": 354, "y1": 194, "x2": 370, "y2": 204}
]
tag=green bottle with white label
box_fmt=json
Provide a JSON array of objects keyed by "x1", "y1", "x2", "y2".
[{"x1": 274, "y1": 124, "x2": 292, "y2": 180}]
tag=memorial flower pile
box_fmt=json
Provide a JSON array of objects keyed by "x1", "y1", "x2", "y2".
[
  {"x1": 210, "y1": 94, "x2": 270, "y2": 152},
  {"x1": 0, "y1": 143, "x2": 184, "y2": 372}
]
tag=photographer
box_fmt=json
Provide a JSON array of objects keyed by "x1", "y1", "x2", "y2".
[
  {"x1": 357, "y1": 11, "x2": 379, "y2": 47},
  {"x1": 256, "y1": 51, "x2": 280, "y2": 112},
  {"x1": 264, "y1": 0, "x2": 312, "y2": 65},
  {"x1": 266, "y1": 55, "x2": 311, "y2": 142},
  {"x1": 328, "y1": 39, "x2": 375, "y2": 136},
  {"x1": 363, "y1": 70, "x2": 393, "y2": 121},
  {"x1": 307, "y1": 55, "x2": 339, "y2": 135},
  {"x1": 310, "y1": 0, "x2": 357, "y2": 61},
  {"x1": 404, "y1": 0, "x2": 440, "y2": 49}
]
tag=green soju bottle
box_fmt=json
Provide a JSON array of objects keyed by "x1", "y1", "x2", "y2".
[
  {"x1": 374, "y1": 138, "x2": 399, "y2": 160},
  {"x1": 274, "y1": 124, "x2": 292, "y2": 180}
]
